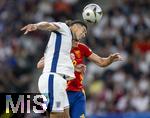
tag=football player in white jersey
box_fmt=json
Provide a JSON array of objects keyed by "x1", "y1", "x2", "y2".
[{"x1": 21, "y1": 20, "x2": 87, "y2": 118}]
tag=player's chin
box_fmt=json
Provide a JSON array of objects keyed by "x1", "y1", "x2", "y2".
[
  {"x1": 75, "y1": 38, "x2": 80, "y2": 42},
  {"x1": 80, "y1": 35, "x2": 86, "y2": 40}
]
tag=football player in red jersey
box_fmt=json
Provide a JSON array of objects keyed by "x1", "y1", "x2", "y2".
[{"x1": 37, "y1": 40, "x2": 123, "y2": 118}]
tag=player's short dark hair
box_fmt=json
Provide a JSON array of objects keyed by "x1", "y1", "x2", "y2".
[{"x1": 65, "y1": 20, "x2": 87, "y2": 30}]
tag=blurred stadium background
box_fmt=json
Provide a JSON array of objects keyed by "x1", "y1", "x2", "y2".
[{"x1": 0, "y1": 0, "x2": 149, "y2": 118}]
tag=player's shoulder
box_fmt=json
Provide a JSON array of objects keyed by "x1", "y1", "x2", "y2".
[
  {"x1": 78, "y1": 42, "x2": 92, "y2": 56},
  {"x1": 78, "y1": 43, "x2": 89, "y2": 49},
  {"x1": 56, "y1": 22, "x2": 67, "y2": 25},
  {"x1": 52, "y1": 22, "x2": 70, "y2": 34},
  {"x1": 54, "y1": 22, "x2": 68, "y2": 28}
]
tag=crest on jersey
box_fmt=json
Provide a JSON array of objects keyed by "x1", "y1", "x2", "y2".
[{"x1": 74, "y1": 50, "x2": 81, "y2": 58}]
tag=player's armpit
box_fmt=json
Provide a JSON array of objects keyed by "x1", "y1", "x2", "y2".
[{"x1": 37, "y1": 57, "x2": 44, "y2": 69}]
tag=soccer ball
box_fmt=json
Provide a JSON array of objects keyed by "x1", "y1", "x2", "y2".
[{"x1": 82, "y1": 3, "x2": 103, "y2": 23}]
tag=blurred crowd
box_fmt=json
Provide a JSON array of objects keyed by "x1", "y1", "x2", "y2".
[
  {"x1": 85, "y1": 0, "x2": 150, "y2": 115},
  {"x1": 0, "y1": 0, "x2": 149, "y2": 117}
]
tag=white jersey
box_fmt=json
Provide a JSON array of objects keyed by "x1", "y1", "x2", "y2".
[{"x1": 43, "y1": 22, "x2": 75, "y2": 79}]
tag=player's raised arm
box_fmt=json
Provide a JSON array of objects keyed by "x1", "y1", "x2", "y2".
[
  {"x1": 21, "y1": 22, "x2": 60, "y2": 34},
  {"x1": 88, "y1": 53, "x2": 124, "y2": 67}
]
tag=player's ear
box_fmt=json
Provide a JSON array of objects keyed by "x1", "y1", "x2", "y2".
[{"x1": 75, "y1": 24, "x2": 80, "y2": 30}]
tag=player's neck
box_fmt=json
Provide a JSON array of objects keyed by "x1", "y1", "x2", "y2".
[{"x1": 72, "y1": 40, "x2": 79, "y2": 48}]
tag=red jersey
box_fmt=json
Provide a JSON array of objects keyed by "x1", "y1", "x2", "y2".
[{"x1": 66, "y1": 43, "x2": 92, "y2": 91}]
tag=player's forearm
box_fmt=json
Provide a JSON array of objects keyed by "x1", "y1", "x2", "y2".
[
  {"x1": 97, "y1": 57, "x2": 112, "y2": 67},
  {"x1": 35, "y1": 22, "x2": 58, "y2": 31},
  {"x1": 88, "y1": 53, "x2": 113, "y2": 67}
]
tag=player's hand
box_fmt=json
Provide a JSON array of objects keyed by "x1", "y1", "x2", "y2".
[
  {"x1": 21, "y1": 24, "x2": 37, "y2": 34},
  {"x1": 109, "y1": 53, "x2": 124, "y2": 62},
  {"x1": 75, "y1": 64, "x2": 86, "y2": 74}
]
